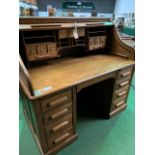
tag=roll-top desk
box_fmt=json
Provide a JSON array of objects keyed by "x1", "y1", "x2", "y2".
[{"x1": 19, "y1": 17, "x2": 135, "y2": 155}]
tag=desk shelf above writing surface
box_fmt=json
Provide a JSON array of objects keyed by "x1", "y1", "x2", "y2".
[
  {"x1": 57, "y1": 28, "x2": 86, "y2": 50},
  {"x1": 87, "y1": 27, "x2": 107, "y2": 51},
  {"x1": 22, "y1": 30, "x2": 59, "y2": 62},
  {"x1": 19, "y1": 18, "x2": 135, "y2": 69}
]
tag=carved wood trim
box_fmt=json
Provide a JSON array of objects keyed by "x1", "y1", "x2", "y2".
[{"x1": 111, "y1": 26, "x2": 135, "y2": 60}]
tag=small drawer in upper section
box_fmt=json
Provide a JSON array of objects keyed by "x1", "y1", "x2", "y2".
[
  {"x1": 40, "y1": 89, "x2": 72, "y2": 113},
  {"x1": 58, "y1": 29, "x2": 85, "y2": 39}
]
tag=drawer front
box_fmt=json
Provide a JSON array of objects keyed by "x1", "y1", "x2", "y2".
[
  {"x1": 41, "y1": 90, "x2": 72, "y2": 112},
  {"x1": 47, "y1": 43, "x2": 57, "y2": 56},
  {"x1": 69, "y1": 29, "x2": 73, "y2": 38},
  {"x1": 78, "y1": 29, "x2": 85, "y2": 37},
  {"x1": 43, "y1": 103, "x2": 72, "y2": 124},
  {"x1": 59, "y1": 30, "x2": 68, "y2": 39},
  {"x1": 37, "y1": 43, "x2": 47, "y2": 55},
  {"x1": 114, "y1": 85, "x2": 129, "y2": 100},
  {"x1": 89, "y1": 38, "x2": 94, "y2": 50},
  {"x1": 112, "y1": 95, "x2": 127, "y2": 110},
  {"x1": 26, "y1": 44, "x2": 37, "y2": 60},
  {"x1": 115, "y1": 76, "x2": 131, "y2": 89},
  {"x1": 45, "y1": 114, "x2": 72, "y2": 138},
  {"x1": 47, "y1": 127, "x2": 73, "y2": 149},
  {"x1": 94, "y1": 37, "x2": 101, "y2": 48},
  {"x1": 118, "y1": 67, "x2": 133, "y2": 80},
  {"x1": 100, "y1": 36, "x2": 107, "y2": 48}
]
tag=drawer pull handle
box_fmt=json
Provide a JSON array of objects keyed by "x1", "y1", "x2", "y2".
[
  {"x1": 121, "y1": 71, "x2": 131, "y2": 77},
  {"x1": 116, "y1": 101, "x2": 125, "y2": 107},
  {"x1": 52, "y1": 121, "x2": 69, "y2": 132},
  {"x1": 119, "y1": 81, "x2": 129, "y2": 87},
  {"x1": 51, "y1": 108, "x2": 68, "y2": 119},
  {"x1": 48, "y1": 96, "x2": 68, "y2": 107},
  {"x1": 53, "y1": 132, "x2": 70, "y2": 144},
  {"x1": 117, "y1": 91, "x2": 127, "y2": 97}
]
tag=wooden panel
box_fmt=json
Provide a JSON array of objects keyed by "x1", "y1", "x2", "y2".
[
  {"x1": 19, "y1": 17, "x2": 110, "y2": 25},
  {"x1": 29, "y1": 55, "x2": 134, "y2": 96},
  {"x1": 19, "y1": 56, "x2": 34, "y2": 96},
  {"x1": 111, "y1": 27, "x2": 135, "y2": 60},
  {"x1": 77, "y1": 72, "x2": 116, "y2": 92}
]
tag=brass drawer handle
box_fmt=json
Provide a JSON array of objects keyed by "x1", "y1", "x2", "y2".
[
  {"x1": 117, "y1": 91, "x2": 127, "y2": 97},
  {"x1": 52, "y1": 121, "x2": 69, "y2": 132},
  {"x1": 119, "y1": 81, "x2": 129, "y2": 87},
  {"x1": 50, "y1": 108, "x2": 68, "y2": 119},
  {"x1": 121, "y1": 71, "x2": 131, "y2": 77},
  {"x1": 48, "y1": 96, "x2": 68, "y2": 107},
  {"x1": 53, "y1": 132, "x2": 70, "y2": 144},
  {"x1": 115, "y1": 100, "x2": 125, "y2": 107}
]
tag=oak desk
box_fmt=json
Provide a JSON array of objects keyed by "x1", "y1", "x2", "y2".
[{"x1": 19, "y1": 17, "x2": 135, "y2": 155}]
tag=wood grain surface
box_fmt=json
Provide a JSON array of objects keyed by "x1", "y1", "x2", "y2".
[{"x1": 29, "y1": 54, "x2": 134, "y2": 96}]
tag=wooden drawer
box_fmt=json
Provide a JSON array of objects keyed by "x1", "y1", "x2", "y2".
[
  {"x1": 113, "y1": 95, "x2": 127, "y2": 110},
  {"x1": 41, "y1": 90, "x2": 72, "y2": 112},
  {"x1": 89, "y1": 37, "x2": 94, "y2": 50},
  {"x1": 110, "y1": 103, "x2": 127, "y2": 117},
  {"x1": 77, "y1": 29, "x2": 85, "y2": 37},
  {"x1": 26, "y1": 44, "x2": 37, "y2": 60},
  {"x1": 59, "y1": 30, "x2": 69, "y2": 39},
  {"x1": 94, "y1": 37, "x2": 101, "y2": 48},
  {"x1": 100, "y1": 36, "x2": 106, "y2": 48},
  {"x1": 118, "y1": 67, "x2": 133, "y2": 80},
  {"x1": 47, "y1": 127, "x2": 73, "y2": 149},
  {"x1": 45, "y1": 114, "x2": 72, "y2": 138},
  {"x1": 115, "y1": 76, "x2": 131, "y2": 89},
  {"x1": 69, "y1": 29, "x2": 73, "y2": 38},
  {"x1": 37, "y1": 43, "x2": 47, "y2": 55},
  {"x1": 43, "y1": 103, "x2": 72, "y2": 124},
  {"x1": 114, "y1": 85, "x2": 129, "y2": 100},
  {"x1": 47, "y1": 43, "x2": 57, "y2": 56}
]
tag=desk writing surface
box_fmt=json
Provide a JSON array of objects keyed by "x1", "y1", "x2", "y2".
[{"x1": 29, "y1": 54, "x2": 134, "y2": 96}]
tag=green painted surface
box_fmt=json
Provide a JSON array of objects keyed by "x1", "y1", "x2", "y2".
[
  {"x1": 123, "y1": 27, "x2": 135, "y2": 36},
  {"x1": 103, "y1": 22, "x2": 113, "y2": 26},
  {"x1": 19, "y1": 77, "x2": 135, "y2": 155}
]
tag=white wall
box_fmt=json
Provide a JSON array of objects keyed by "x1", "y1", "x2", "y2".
[{"x1": 114, "y1": 0, "x2": 135, "y2": 14}]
